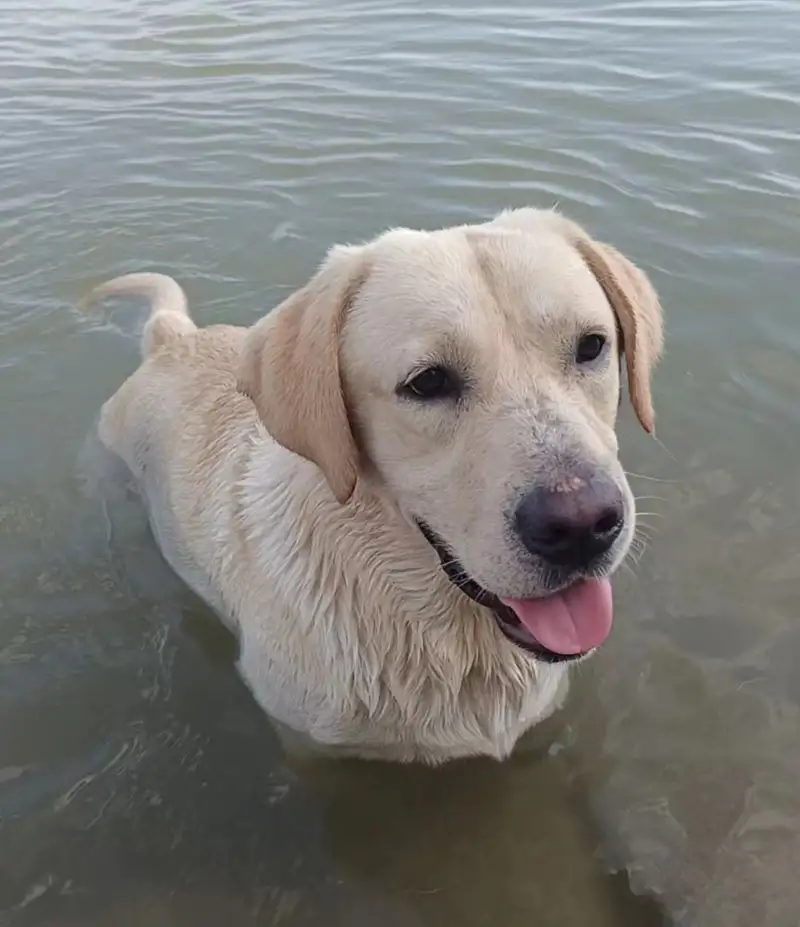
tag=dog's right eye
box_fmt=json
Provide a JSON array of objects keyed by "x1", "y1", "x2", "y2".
[{"x1": 399, "y1": 365, "x2": 459, "y2": 401}]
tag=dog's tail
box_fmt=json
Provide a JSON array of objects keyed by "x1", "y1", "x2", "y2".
[{"x1": 82, "y1": 272, "x2": 197, "y2": 358}]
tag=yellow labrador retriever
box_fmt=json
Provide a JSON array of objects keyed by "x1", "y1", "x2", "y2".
[{"x1": 87, "y1": 208, "x2": 662, "y2": 764}]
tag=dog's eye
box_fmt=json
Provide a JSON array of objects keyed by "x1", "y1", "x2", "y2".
[
  {"x1": 575, "y1": 333, "x2": 607, "y2": 364},
  {"x1": 400, "y1": 365, "x2": 458, "y2": 401}
]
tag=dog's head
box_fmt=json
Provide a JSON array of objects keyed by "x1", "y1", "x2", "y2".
[{"x1": 238, "y1": 208, "x2": 663, "y2": 662}]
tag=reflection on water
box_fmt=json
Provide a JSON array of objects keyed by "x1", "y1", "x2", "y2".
[{"x1": 2, "y1": 0, "x2": 800, "y2": 924}]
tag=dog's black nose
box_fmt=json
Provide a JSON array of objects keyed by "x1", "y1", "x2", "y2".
[{"x1": 514, "y1": 473, "x2": 625, "y2": 570}]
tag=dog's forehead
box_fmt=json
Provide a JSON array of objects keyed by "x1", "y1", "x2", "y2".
[{"x1": 359, "y1": 226, "x2": 613, "y2": 336}]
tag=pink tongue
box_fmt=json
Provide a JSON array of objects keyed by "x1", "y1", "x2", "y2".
[{"x1": 500, "y1": 578, "x2": 613, "y2": 655}]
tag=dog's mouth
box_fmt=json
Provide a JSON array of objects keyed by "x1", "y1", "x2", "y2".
[{"x1": 416, "y1": 521, "x2": 613, "y2": 664}]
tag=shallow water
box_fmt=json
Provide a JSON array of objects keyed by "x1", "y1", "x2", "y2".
[{"x1": 2, "y1": 1, "x2": 800, "y2": 924}]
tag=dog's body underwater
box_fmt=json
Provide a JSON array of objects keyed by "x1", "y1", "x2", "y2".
[{"x1": 87, "y1": 208, "x2": 662, "y2": 764}]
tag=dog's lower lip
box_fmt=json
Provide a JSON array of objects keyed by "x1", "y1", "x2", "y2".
[{"x1": 415, "y1": 520, "x2": 586, "y2": 664}]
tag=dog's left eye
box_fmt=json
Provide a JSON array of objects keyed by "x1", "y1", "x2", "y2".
[
  {"x1": 575, "y1": 333, "x2": 607, "y2": 364},
  {"x1": 399, "y1": 365, "x2": 459, "y2": 401}
]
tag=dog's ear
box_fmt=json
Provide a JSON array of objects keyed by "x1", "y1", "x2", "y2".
[
  {"x1": 490, "y1": 209, "x2": 664, "y2": 433},
  {"x1": 237, "y1": 245, "x2": 369, "y2": 503},
  {"x1": 572, "y1": 234, "x2": 663, "y2": 434}
]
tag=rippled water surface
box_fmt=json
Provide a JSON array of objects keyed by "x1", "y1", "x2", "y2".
[{"x1": 2, "y1": 1, "x2": 800, "y2": 924}]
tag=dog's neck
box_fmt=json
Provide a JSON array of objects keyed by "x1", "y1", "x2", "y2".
[
  {"x1": 242, "y1": 447, "x2": 529, "y2": 662},
  {"x1": 238, "y1": 448, "x2": 563, "y2": 758}
]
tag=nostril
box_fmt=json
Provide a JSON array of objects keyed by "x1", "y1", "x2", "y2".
[
  {"x1": 544, "y1": 520, "x2": 571, "y2": 547},
  {"x1": 593, "y1": 507, "x2": 623, "y2": 537}
]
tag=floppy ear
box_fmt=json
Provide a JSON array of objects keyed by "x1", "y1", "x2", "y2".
[
  {"x1": 571, "y1": 234, "x2": 663, "y2": 434},
  {"x1": 237, "y1": 245, "x2": 369, "y2": 503},
  {"x1": 490, "y1": 208, "x2": 663, "y2": 432}
]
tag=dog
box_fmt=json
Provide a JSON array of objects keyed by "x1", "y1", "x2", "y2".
[{"x1": 85, "y1": 207, "x2": 663, "y2": 764}]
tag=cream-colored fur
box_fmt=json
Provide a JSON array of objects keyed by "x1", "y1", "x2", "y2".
[{"x1": 86, "y1": 208, "x2": 662, "y2": 764}]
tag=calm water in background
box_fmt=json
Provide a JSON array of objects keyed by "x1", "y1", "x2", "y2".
[{"x1": 2, "y1": 0, "x2": 800, "y2": 924}]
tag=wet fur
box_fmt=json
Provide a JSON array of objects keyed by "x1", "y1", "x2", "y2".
[{"x1": 87, "y1": 208, "x2": 662, "y2": 764}]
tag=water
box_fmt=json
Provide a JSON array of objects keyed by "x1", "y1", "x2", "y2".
[{"x1": 2, "y1": 0, "x2": 800, "y2": 923}]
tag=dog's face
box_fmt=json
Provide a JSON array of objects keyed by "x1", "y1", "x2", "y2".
[{"x1": 239, "y1": 208, "x2": 663, "y2": 662}]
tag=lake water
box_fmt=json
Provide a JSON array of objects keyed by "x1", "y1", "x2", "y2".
[{"x1": 2, "y1": 1, "x2": 800, "y2": 924}]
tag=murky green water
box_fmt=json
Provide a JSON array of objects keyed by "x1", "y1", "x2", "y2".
[{"x1": 2, "y1": 1, "x2": 800, "y2": 924}]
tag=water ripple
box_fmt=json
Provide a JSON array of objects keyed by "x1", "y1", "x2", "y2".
[{"x1": 2, "y1": 2, "x2": 800, "y2": 925}]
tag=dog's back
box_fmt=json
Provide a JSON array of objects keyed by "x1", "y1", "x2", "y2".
[{"x1": 86, "y1": 275, "x2": 257, "y2": 619}]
